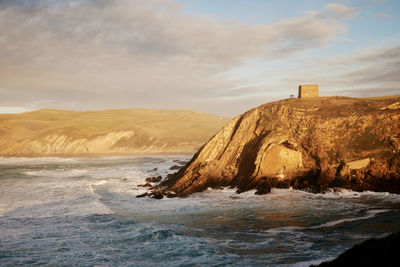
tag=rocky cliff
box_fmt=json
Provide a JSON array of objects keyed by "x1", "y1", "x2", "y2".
[
  {"x1": 0, "y1": 109, "x2": 229, "y2": 156},
  {"x1": 160, "y1": 96, "x2": 400, "y2": 196}
]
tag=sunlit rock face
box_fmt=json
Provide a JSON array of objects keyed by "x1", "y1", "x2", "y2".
[
  {"x1": 258, "y1": 144, "x2": 303, "y2": 179},
  {"x1": 162, "y1": 96, "x2": 400, "y2": 196}
]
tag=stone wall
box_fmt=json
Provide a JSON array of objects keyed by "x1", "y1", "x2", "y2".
[{"x1": 298, "y1": 84, "x2": 319, "y2": 98}]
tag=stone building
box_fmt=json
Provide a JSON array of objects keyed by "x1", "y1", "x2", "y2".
[{"x1": 298, "y1": 84, "x2": 319, "y2": 98}]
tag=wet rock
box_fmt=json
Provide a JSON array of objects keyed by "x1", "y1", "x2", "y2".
[
  {"x1": 164, "y1": 191, "x2": 177, "y2": 198},
  {"x1": 149, "y1": 192, "x2": 164, "y2": 199},
  {"x1": 173, "y1": 159, "x2": 188, "y2": 165},
  {"x1": 138, "y1": 182, "x2": 152, "y2": 187},
  {"x1": 255, "y1": 178, "x2": 272, "y2": 195},
  {"x1": 314, "y1": 232, "x2": 400, "y2": 267},
  {"x1": 136, "y1": 192, "x2": 148, "y2": 198},
  {"x1": 169, "y1": 165, "x2": 181, "y2": 170},
  {"x1": 145, "y1": 176, "x2": 162, "y2": 183}
]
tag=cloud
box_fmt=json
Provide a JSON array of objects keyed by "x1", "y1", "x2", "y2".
[
  {"x1": 335, "y1": 46, "x2": 400, "y2": 86},
  {"x1": 373, "y1": 12, "x2": 391, "y2": 19},
  {"x1": 280, "y1": 44, "x2": 400, "y2": 98},
  {"x1": 324, "y1": 3, "x2": 360, "y2": 20},
  {"x1": 0, "y1": 0, "x2": 364, "y2": 115}
]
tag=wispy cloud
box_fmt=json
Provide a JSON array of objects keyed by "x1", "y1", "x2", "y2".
[
  {"x1": 281, "y1": 44, "x2": 400, "y2": 97},
  {"x1": 373, "y1": 12, "x2": 391, "y2": 19},
  {"x1": 324, "y1": 3, "x2": 360, "y2": 20},
  {"x1": 0, "y1": 0, "x2": 396, "y2": 116}
]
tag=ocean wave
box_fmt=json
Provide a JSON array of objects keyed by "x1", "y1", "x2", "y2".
[
  {"x1": 310, "y1": 209, "x2": 389, "y2": 229},
  {"x1": 0, "y1": 155, "x2": 189, "y2": 165},
  {"x1": 87, "y1": 181, "x2": 115, "y2": 215},
  {"x1": 291, "y1": 257, "x2": 336, "y2": 267},
  {"x1": 22, "y1": 169, "x2": 88, "y2": 178},
  {"x1": 264, "y1": 226, "x2": 303, "y2": 234},
  {"x1": 191, "y1": 187, "x2": 400, "y2": 200},
  {"x1": 90, "y1": 180, "x2": 108, "y2": 186},
  {"x1": 316, "y1": 188, "x2": 396, "y2": 199},
  {"x1": 262, "y1": 188, "x2": 400, "y2": 204},
  {"x1": 263, "y1": 209, "x2": 389, "y2": 235},
  {"x1": 0, "y1": 157, "x2": 79, "y2": 165}
]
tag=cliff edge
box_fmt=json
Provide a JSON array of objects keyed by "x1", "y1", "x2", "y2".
[{"x1": 160, "y1": 96, "x2": 400, "y2": 196}]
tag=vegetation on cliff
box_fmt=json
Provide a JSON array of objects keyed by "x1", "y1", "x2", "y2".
[
  {"x1": 0, "y1": 109, "x2": 229, "y2": 156},
  {"x1": 159, "y1": 96, "x2": 400, "y2": 196}
]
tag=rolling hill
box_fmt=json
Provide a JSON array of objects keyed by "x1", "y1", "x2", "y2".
[{"x1": 0, "y1": 109, "x2": 230, "y2": 156}]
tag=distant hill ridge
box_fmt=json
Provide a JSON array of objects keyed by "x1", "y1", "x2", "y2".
[{"x1": 0, "y1": 109, "x2": 230, "y2": 156}]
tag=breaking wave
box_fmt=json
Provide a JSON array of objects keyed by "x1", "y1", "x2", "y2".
[{"x1": 1, "y1": 156, "x2": 399, "y2": 266}]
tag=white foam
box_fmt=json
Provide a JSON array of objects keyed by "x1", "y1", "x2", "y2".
[
  {"x1": 266, "y1": 209, "x2": 389, "y2": 234},
  {"x1": 292, "y1": 257, "x2": 336, "y2": 267},
  {"x1": 91, "y1": 180, "x2": 108, "y2": 186},
  {"x1": 22, "y1": 168, "x2": 88, "y2": 178},
  {"x1": 2, "y1": 156, "x2": 397, "y2": 227},
  {"x1": 311, "y1": 209, "x2": 389, "y2": 229},
  {"x1": 0, "y1": 157, "x2": 78, "y2": 165},
  {"x1": 264, "y1": 226, "x2": 303, "y2": 234},
  {"x1": 87, "y1": 186, "x2": 114, "y2": 215},
  {"x1": 263, "y1": 209, "x2": 389, "y2": 234},
  {"x1": 317, "y1": 188, "x2": 400, "y2": 200},
  {"x1": 0, "y1": 204, "x2": 9, "y2": 216}
]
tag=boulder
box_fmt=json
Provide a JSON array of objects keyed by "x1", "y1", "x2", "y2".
[
  {"x1": 138, "y1": 183, "x2": 152, "y2": 187},
  {"x1": 145, "y1": 176, "x2": 162, "y2": 183}
]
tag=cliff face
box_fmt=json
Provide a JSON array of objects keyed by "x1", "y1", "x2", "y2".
[
  {"x1": 162, "y1": 96, "x2": 400, "y2": 196},
  {"x1": 0, "y1": 109, "x2": 229, "y2": 156}
]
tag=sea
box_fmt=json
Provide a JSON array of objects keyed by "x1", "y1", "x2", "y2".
[{"x1": 0, "y1": 155, "x2": 399, "y2": 267}]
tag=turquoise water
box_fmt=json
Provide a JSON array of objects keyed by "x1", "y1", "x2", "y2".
[{"x1": 1, "y1": 156, "x2": 400, "y2": 266}]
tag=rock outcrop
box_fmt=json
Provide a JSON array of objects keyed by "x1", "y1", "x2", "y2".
[
  {"x1": 0, "y1": 109, "x2": 229, "y2": 156},
  {"x1": 313, "y1": 232, "x2": 400, "y2": 267},
  {"x1": 161, "y1": 96, "x2": 400, "y2": 196}
]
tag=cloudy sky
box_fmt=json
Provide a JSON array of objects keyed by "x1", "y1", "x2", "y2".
[{"x1": 0, "y1": 0, "x2": 399, "y2": 116}]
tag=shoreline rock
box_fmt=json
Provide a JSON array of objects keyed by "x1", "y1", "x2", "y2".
[
  {"x1": 145, "y1": 176, "x2": 162, "y2": 183},
  {"x1": 313, "y1": 232, "x2": 400, "y2": 267}
]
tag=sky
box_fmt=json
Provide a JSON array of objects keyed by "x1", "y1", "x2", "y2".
[{"x1": 0, "y1": 0, "x2": 399, "y2": 116}]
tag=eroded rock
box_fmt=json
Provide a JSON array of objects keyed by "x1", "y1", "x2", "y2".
[
  {"x1": 145, "y1": 176, "x2": 162, "y2": 183},
  {"x1": 160, "y1": 96, "x2": 400, "y2": 196},
  {"x1": 137, "y1": 183, "x2": 152, "y2": 187}
]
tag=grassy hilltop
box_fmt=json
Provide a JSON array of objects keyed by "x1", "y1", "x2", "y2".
[{"x1": 0, "y1": 109, "x2": 230, "y2": 156}]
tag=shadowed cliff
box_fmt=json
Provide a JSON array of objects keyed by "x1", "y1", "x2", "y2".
[
  {"x1": 313, "y1": 232, "x2": 400, "y2": 267},
  {"x1": 0, "y1": 109, "x2": 229, "y2": 156},
  {"x1": 160, "y1": 96, "x2": 400, "y2": 196}
]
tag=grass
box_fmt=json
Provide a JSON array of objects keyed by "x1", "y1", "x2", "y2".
[{"x1": 0, "y1": 109, "x2": 230, "y2": 145}]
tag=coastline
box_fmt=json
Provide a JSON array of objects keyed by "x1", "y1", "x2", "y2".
[{"x1": 0, "y1": 151, "x2": 196, "y2": 158}]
